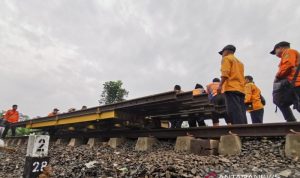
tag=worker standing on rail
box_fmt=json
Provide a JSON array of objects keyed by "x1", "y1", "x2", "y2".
[
  {"x1": 244, "y1": 76, "x2": 265, "y2": 123},
  {"x1": 48, "y1": 108, "x2": 59, "y2": 117},
  {"x1": 189, "y1": 84, "x2": 206, "y2": 127},
  {"x1": 81, "y1": 106, "x2": 87, "y2": 110},
  {"x1": 217, "y1": 45, "x2": 247, "y2": 124},
  {"x1": 271, "y1": 41, "x2": 300, "y2": 122},
  {"x1": 171, "y1": 85, "x2": 184, "y2": 128},
  {"x1": 207, "y1": 78, "x2": 231, "y2": 126},
  {"x1": 1, "y1": 105, "x2": 19, "y2": 138}
]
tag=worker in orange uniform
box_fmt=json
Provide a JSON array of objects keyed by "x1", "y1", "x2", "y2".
[
  {"x1": 207, "y1": 78, "x2": 220, "y2": 100},
  {"x1": 192, "y1": 83, "x2": 206, "y2": 95},
  {"x1": 189, "y1": 84, "x2": 207, "y2": 127},
  {"x1": 48, "y1": 108, "x2": 59, "y2": 117},
  {"x1": 271, "y1": 41, "x2": 300, "y2": 122},
  {"x1": 1, "y1": 105, "x2": 19, "y2": 138},
  {"x1": 217, "y1": 45, "x2": 247, "y2": 124},
  {"x1": 207, "y1": 78, "x2": 231, "y2": 126},
  {"x1": 171, "y1": 85, "x2": 184, "y2": 128},
  {"x1": 244, "y1": 76, "x2": 264, "y2": 123}
]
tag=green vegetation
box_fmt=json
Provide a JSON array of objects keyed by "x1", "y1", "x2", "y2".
[
  {"x1": 16, "y1": 127, "x2": 31, "y2": 136},
  {"x1": 100, "y1": 80, "x2": 129, "y2": 105}
]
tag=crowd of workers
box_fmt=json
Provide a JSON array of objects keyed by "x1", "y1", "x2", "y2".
[
  {"x1": 0, "y1": 41, "x2": 299, "y2": 137},
  {"x1": 171, "y1": 41, "x2": 299, "y2": 128},
  {"x1": 47, "y1": 106, "x2": 87, "y2": 117},
  {"x1": 171, "y1": 74, "x2": 265, "y2": 128},
  {"x1": 0, "y1": 105, "x2": 88, "y2": 138},
  {"x1": 224, "y1": 41, "x2": 300, "y2": 124}
]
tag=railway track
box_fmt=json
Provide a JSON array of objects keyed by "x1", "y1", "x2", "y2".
[
  {"x1": 6, "y1": 122, "x2": 300, "y2": 140},
  {"x1": 3, "y1": 122, "x2": 300, "y2": 178},
  {"x1": 3, "y1": 89, "x2": 300, "y2": 177},
  {"x1": 9, "y1": 90, "x2": 226, "y2": 135},
  {"x1": 62, "y1": 122, "x2": 300, "y2": 139}
]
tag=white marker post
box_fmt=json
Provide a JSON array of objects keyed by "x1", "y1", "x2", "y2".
[{"x1": 23, "y1": 135, "x2": 50, "y2": 178}]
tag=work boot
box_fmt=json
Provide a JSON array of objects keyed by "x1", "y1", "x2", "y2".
[{"x1": 213, "y1": 123, "x2": 220, "y2": 127}]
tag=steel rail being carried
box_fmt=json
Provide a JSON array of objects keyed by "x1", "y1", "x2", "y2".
[
  {"x1": 12, "y1": 91, "x2": 179, "y2": 128},
  {"x1": 11, "y1": 90, "x2": 223, "y2": 129}
]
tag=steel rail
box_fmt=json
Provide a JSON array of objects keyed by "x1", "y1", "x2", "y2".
[
  {"x1": 12, "y1": 91, "x2": 210, "y2": 127},
  {"x1": 12, "y1": 91, "x2": 179, "y2": 127},
  {"x1": 52, "y1": 122, "x2": 300, "y2": 139},
  {"x1": 5, "y1": 122, "x2": 300, "y2": 140}
]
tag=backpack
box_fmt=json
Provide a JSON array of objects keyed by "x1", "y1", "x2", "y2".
[
  {"x1": 273, "y1": 59, "x2": 300, "y2": 111},
  {"x1": 272, "y1": 80, "x2": 294, "y2": 107},
  {"x1": 291, "y1": 58, "x2": 300, "y2": 112},
  {"x1": 260, "y1": 94, "x2": 266, "y2": 106}
]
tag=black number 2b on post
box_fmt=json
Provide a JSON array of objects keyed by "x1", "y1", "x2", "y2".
[{"x1": 23, "y1": 135, "x2": 50, "y2": 178}]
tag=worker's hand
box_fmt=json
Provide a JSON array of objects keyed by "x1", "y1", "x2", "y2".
[
  {"x1": 274, "y1": 77, "x2": 280, "y2": 83},
  {"x1": 217, "y1": 85, "x2": 222, "y2": 94}
]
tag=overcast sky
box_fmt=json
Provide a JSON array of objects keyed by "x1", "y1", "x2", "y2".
[{"x1": 1, "y1": 0, "x2": 300, "y2": 123}]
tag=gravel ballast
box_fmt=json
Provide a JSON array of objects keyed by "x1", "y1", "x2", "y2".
[{"x1": 0, "y1": 137, "x2": 299, "y2": 178}]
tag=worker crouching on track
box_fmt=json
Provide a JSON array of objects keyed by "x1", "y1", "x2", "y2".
[
  {"x1": 217, "y1": 45, "x2": 247, "y2": 124},
  {"x1": 244, "y1": 76, "x2": 265, "y2": 123},
  {"x1": 48, "y1": 108, "x2": 59, "y2": 117},
  {"x1": 189, "y1": 84, "x2": 206, "y2": 127},
  {"x1": 1, "y1": 105, "x2": 19, "y2": 138},
  {"x1": 68, "y1": 108, "x2": 76, "y2": 113},
  {"x1": 271, "y1": 41, "x2": 300, "y2": 122},
  {"x1": 170, "y1": 85, "x2": 184, "y2": 128},
  {"x1": 207, "y1": 78, "x2": 231, "y2": 126}
]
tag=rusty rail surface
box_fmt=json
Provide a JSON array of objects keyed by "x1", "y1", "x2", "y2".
[{"x1": 51, "y1": 122, "x2": 300, "y2": 139}]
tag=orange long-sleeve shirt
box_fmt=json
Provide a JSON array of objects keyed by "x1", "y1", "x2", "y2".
[
  {"x1": 221, "y1": 54, "x2": 245, "y2": 93},
  {"x1": 276, "y1": 48, "x2": 300, "y2": 86},
  {"x1": 244, "y1": 82, "x2": 264, "y2": 111},
  {"x1": 4, "y1": 109, "x2": 19, "y2": 123},
  {"x1": 206, "y1": 82, "x2": 220, "y2": 97}
]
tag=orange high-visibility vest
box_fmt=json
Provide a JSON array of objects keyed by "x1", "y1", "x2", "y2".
[
  {"x1": 277, "y1": 48, "x2": 300, "y2": 86},
  {"x1": 192, "y1": 88, "x2": 205, "y2": 96},
  {"x1": 4, "y1": 109, "x2": 19, "y2": 123},
  {"x1": 206, "y1": 82, "x2": 219, "y2": 97},
  {"x1": 244, "y1": 82, "x2": 264, "y2": 111}
]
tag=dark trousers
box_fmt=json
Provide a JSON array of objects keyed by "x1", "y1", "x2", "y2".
[
  {"x1": 277, "y1": 87, "x2": 300, "y2": 122},
  {"x1": 1, "y1": 121, "x2": 16, "y2": 138},
  {"x1": 152, "y1": 119, "x2": 161, "y2": 128},
  {"x1": 211, "y1": 94, "x2": 231, "y2": 124},
  {"x1": 224, "y1": 91, "x2": 248, "y2": 124},
  {"x1": 170, "y1": 119, "x2": 183, "y2": 128},
  {"x1": 212, "y1": 113, "x2": 231, "y2": 124},
  {"x1": 278, "y1": 106, "x2": 297, "y2": 122},
  {"x1": 188, "y1": 117, "x2": 206, "y2": 127},
  {"x1": 250, "y1": 108, "x2": 264, "y2": 123}
]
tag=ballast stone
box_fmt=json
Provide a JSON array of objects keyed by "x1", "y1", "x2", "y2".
[
  {"x1": 190, "y1": 138, "x2": 219, "y2": 155},
  {"x1": 135, "y1": 137, "x2": 157, "y2": 151},
  {"x1": 108, "y1": 137, "x2": 126, "y2": 149},
  {"x1": 218, "y1": 135, "x2": 241, "y2": 155},
  {"x1": 285, "y1": 134, "x2": 300, "y2": 158},
  {"x1": 68, "y1": 138, "x2": 84, "y2": 147},
  {"x1": 55, "y1": 138, "x2": 69, "y2": 145},
  {"x1": 175, "y1": 136, "x2": 194, "y2": 152}
]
